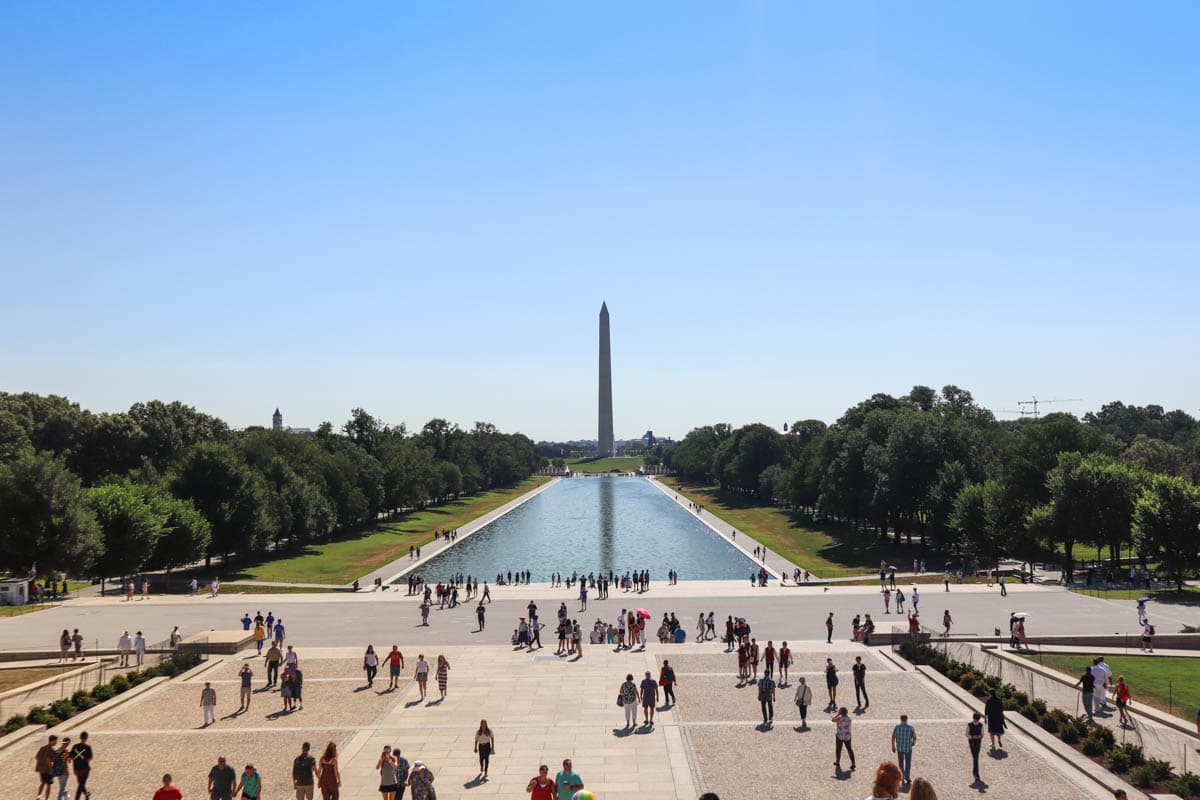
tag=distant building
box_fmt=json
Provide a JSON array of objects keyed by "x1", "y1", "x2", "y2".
[
  {"x1": 271, "y1": 408, "x2": 313, "y2": 436},
  {"x1": 642, "y1": 430, "x2": 657, "y2": 447},
  {"x1": 272, "y1": 408, "x2": 283, "y2": 431}
]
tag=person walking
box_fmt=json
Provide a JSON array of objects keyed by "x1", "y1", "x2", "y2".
[
  {"x1": 778, "y1": 641, "x2": 792, "y2": 685},
  {"x1": 363, "y1": 645, "x2": 379, "y2": 688},
  {"x1": 293, "y1": 742, "x2": 318, "y2": 800},
  {"x1": 984, "y1": 691, "x2": 1007, "y2": 749},
  {"x1": 406, "y1": 762, "x2": 434, "y2": 800},
  {"x1": 825, "y1": 612, "x2": 834, "y2": 644},
  {"x1": 386, "y1": 646, "x2": 404, "y2": 691},
  {"x1": 68, "y1": 731, "x2": 92, "y2": 800},
  {"x1": 134, "y1": 631, "x2": 146, "y2": 666},
  {"x1": 52, "y1": 736, "x2": 70, "y2": 800},
  {"x1": 253, "y1": 622, "x2": 266, "y2": 654},
  {"x1": 967, "y1": 712, "x2": 984, "y2": 782},
  {"x1": 435, "y1": 654, "x2": 450, "y2": 700},
  {"x1": 942, "y1": 609, "x2": 953, "y2": 637},
  {"x1": 824, "y1": 658, "x2": 839, "y2": 708},
  {"x1": 852, "y1": 656, "x2": 870, "y2": 709},
  {"x1": 234, "y1": 765, "x2": 263, "y2": 800},
  {"x1": 1141, "y1": 620, "x2": 1155, "y2": 652},
  {"x1": 757, "y1": 671, "x2": 776, "y2": 727},
  {"x1": 1073, "y1": 666, "x2": 1096, "y2": 721},
  {"x1": 477, "y1": 601, "x2": 486, "y2": 631},
  {"x1": 415, "y1": 655, "x2": 429, "y2": 700},
  {"x1": 619, "y1": 673, "x2": 639, "y2": 728},
  {"x1": 238, "y1": 664, "x2": 253, "y2": 712},
  {"x1": 474, "y1": 720, "x2": 495, "y2": 778},
  {"x1": 208, "y1": 756, "x2": 237, "y2": 800},
  {"x1": 264, "y1": 643, "x2": 282, "y2": 688},
  {"x1": 832, "y1": 707, "x2": 856, "y2": 771},
  {"x1": 1114, "y1": 675, "x2": 1133, "y2": 726},
  {"x1": 555, "y1": 759, "x2": 583, "y2": 800},
  {"x1": 318, "y1": 741, "x2": 341, "y2": 800},
  {"x1": 200, "y1": 681, "x2": 217, "y2": 727},
  {"x1": 152, "y1": 773, "x2": 182, "y2": 800},
  {"x1": 376, "y1": 746, "x2": 398, "y2": 800},
  {"x1": 526, "y1": 765, "x2": 554, "y2": 800},
  {"x1": 793, "y1": 676, "x2": 813, "y2": 729},
  {"x1": 117, "y1": 631, "x2": 132, "y2": 667},
  {"x1": 640, "y1": 671, "x2": 659, "y2": 726},
  {"x1": 659, "y1": 659, "x2": 677, "y2": 706},
  {"x1": 35, "y1": 734, "x2": 59, "y2": 800},
  {"x1": 891, "y1": 714, "x2": 917, "y2": 784}
]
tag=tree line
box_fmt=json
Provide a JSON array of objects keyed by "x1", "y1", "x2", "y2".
[
  {"x1": 0, "y1": 394, "x2": 541, "y2": 580},
  {"x1": 667, "y1": 387, "x2": 1200, "y2": 583}
]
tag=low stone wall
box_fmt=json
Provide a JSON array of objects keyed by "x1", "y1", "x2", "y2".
[{"x1": 875, "y1": 631, "x2": 1200, "y2": 650}]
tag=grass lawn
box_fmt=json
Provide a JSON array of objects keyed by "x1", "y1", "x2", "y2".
[
  {"x1": 564, "y1": 456, "x2": 644, "y2": 473},
  {"x1": 836, "y1": 575, "x2": 987, "y2": 587},
  {"x1": 1021, "y1": 653, "x2": 1200, "y2": 724},
  {"x1": 179, "y1": 477, "x2": 550, "y2": 586},
  {"x1": 224, "y1": 585, "x2": 344, "y2": 594},
  {"x1": 1070, "y1": 586, "x2": 1200, "y2": 603},
  {"x1": 0, "y1": 665, "x2": 78, "y2": 693},
  {"x1": 660, "y1": 477, "x2": 923, "y2": 577},
  {"x1": 0, "y1": 603, "x2": 56, "y2": 618}
]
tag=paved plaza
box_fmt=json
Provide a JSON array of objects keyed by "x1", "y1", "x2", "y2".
[{"x1": 0, "y1": 639, "x2": 1112, "y2": 800}]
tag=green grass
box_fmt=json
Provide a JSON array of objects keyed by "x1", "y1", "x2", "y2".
[
  {"x1": 224, "y1": 585, "x2": 344, "y2": 594},
  {"x1": 181, "y1": 477, "x2": 550, "y2": 585},
  {"x1": 660, "y1": 477, "x2": 922, "y2": 577},
  {"x1": 0, "y1": 666, "x2": 78, "y2": 693},
  {"x1": 1070, "y1": 586, "x2": 1200, "y2": 603},
  {"x1": 1022, "y1": 653, "x2": 1200, "y2": 724},
  {"x1": 564, "y1": 456, "x2": 644, "y2": 473},
  {"x1": 0, "y1": 603, "x2": 54, "y2": 618}
]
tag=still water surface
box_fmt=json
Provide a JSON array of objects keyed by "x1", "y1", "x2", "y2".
[{"x1": 408, "y1": 477, "x2": 760, "y2": 581}]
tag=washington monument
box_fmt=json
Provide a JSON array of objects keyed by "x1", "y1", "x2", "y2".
[{"x1": 598, "y1": 301, "x2": 614, "y2": 456}]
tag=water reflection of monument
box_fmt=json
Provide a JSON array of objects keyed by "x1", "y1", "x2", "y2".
[{"x1": 598, "y1": 476, "x2": 615, "y2": 572}]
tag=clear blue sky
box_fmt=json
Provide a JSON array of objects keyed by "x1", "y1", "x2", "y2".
[{"x1": 2, "y1": 3, "x2": 1197, "y2": 441}]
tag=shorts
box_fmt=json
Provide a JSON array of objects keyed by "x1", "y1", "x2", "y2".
[
  {"x1": 294, "y1": 785, "x2": 314, "y2": 800},
  {"x1": 390, "y1": 666, "x2": 401, "y2": 677},
  {"x1": 1116, "y1": 698, "x2": 1127, "y2": 708},
  {"x1": 379, "y1": 785, "x2": 398, "y2": 793},
  {"x1": 40, "y1": 773, "x2": 54, "y2": 786}
]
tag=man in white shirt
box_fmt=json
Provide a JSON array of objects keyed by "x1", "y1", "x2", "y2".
[
  {"x1": 117, "y1": 631, "x2": 133, "y2": 667},
  {"x1": 1093, "y1": 657, "x2": 1113, "y2": 706},
  {"x1": 134, "y1": 631, "x2": 146, "y2": 666}
]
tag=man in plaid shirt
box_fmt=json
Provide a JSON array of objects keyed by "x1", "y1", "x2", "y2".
[{"x1": 891, "y1": 714, "x2": 917, "y2": 783}]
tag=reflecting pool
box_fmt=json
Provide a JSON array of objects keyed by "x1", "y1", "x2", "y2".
[{"x1": 407, "y1": 477, "x2": 761, "y2": 581}]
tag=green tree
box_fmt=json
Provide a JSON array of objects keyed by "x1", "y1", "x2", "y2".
[
  {"x1": 0, "y1": 451, "x2": 102, "y2": 575},
  {"x1": 1134, "y1": 475, "x2": 1200, "y2": 588},
  {"x1": 0, "y1": 409, "x2": 33, "y2": 462},
  {"x1": 170, "y1": 441, "x2": 270, "y2": 562},
  {"x1": 147, "y1": 491, "x2": 212, "y2": 572},
  {"x1": 88, "y1": 482, "x2": 169, "y2": 579}
]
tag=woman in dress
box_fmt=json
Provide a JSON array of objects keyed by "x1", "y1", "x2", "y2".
[
  {"x1": 406, "y1": 761, "x2": 434, "y2": 800},
  {"x1": 473, "y1": 719, "x2": 495, "y2": 778},
  {"x1": 59, "y1": 630, "x2": 71, "y2": 662},
  {"x1": 435, "y1": 655, "x2": 450, "y2": 699},
  {"x1": 414, "y1": 655, "x2": 429, "y2": 700},
  {"x1": 281, "y1": 667, "x2": 297, "y2": 711},
  {"x1": 318, "y1": 741, "x2": 340, "y2": 800},
  {"x1": 619, "y1": 673, "x2": 639, "y2": 728},
  {"x1": 363, "y1": 645, "x2": 378, "y2": 688},
  {"x1": 376, "y1": 745, "x2": 398, "y2": 800},
  {"x1": 825, "y1": 658, "x2": 839, "y2": 707},
  {"x1": 984, "y1": 690, "x2": 1007, "y2": 749}
]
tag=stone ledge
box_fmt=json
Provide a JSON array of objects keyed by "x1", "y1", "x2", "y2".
[
  {"x1": 52, "y1": 676, "x2": 169, "y2": 734},
  {"x1": 0, "y1": 721, "x2": 47, "y2": 754}
]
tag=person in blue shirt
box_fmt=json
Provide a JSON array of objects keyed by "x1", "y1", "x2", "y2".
[{"x1": 241, "y1": 614, "x2": 252, "y2": 631}]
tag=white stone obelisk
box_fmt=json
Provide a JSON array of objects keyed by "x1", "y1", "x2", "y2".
[{"x1": 598, "y1": 302, "x2": 615, "y2": 457}]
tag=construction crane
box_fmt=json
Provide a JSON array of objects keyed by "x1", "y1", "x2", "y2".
[{"x1": 1017, "y1": 396, "x2": 1083, "y2": 419}]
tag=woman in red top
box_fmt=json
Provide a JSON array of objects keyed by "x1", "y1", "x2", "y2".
[
  {"x1": 1114, "y1": 675, "x2": 1133, "y2": 726},
  {"x1": 526, "y1": 764, "x2": 554, "y2": 800},
  {"x1": 152, "y1": 773, "x2": 183, "y2": 800}
]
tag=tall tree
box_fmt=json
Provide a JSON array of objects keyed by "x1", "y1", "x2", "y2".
[
  {"x1": 1134, "y1": 475, "x2": 1200, "y2": 588},
  {"x1": 0, "y1": 451, "x2": 102, "y2": 575}
]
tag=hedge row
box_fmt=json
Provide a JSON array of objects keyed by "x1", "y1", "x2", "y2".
[
  {"x1": 898, "y1": 640, "x2": 1200, "y2": 799},
  {"x1": 2, "y1": 652, "x2": 201, "y2": 736}
]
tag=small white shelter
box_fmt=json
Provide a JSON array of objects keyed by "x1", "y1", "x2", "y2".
[{"x1": 0, "y1": 577, "x2": 29, "y2": 605}]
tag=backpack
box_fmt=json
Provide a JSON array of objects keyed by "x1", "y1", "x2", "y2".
[{"x1": 1147, "y1": 625, "x2": 1156, "y2": 636}]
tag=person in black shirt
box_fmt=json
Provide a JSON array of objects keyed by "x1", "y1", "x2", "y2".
[
  {"x1": 293, "y1": 742, "x2": 317, "y2": 800},
  {"x1": 208, "y1": 757, "x2": 236, "y2": 800},
  {"x1": 69, "y1": 732, "x2": 93, "y2": 800},
  {"x1": 851, "y1": 656, "x2": 869, "y2": 709},
  {"x1": 1074, "y1": 668, "x2": 1096, "y2": 721},
  {"x1": 967, "y1": 712, "x2": 984, "y2": 782}
]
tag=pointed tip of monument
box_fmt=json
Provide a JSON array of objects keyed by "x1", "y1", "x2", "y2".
[{"x1": 600, "y1": 301, "x2": 608, "y2": 313}]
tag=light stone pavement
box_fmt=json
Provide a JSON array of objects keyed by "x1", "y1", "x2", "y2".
[
  {"x1": 3, "y1": 579, "x2": 1197, "y2": 653},
  {"x1": 0, "y1": 641, "x2": 1117, "y2": 800}
]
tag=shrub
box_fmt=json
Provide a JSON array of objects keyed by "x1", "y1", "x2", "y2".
[
  {"x1": 1081, "y1": 735, "x2": 1107, "y2": 756},
  {"x1": 158, "y1": 661, "x2": 178, "y2": 677},
  {"x1": 1040, "y1": 715, "x2": 1060, "y2": 734},
  {"x1": 1060, "y1": 723, "x2": 1081, "y2": 744},
  {"x1": 1092, "y1": 725, "x2": 1115, "y2": 750},
  {"x1": 141, "y1": 665, "x2": 158, "y2": 679},
  {"x1": 983, "y1": 675, "x2": 1001, "y2": 690},
  {"x1": 1011, "y1": 690, "x2": 1029, "y2": 706},
  {"x1": 110, "y1": 675, "x2": 130, "y2": 693},
  {"x1": 945, "y1": 664, "x2": 963, "y2": 682},
  {"x1": 1031, "y1": 698, "x2": 1048, "y2": 716},
  {"x1": 959, "y1": 672, "x2": 977, "y2": 689},
  {"x1": 91, "y1": 684, "x2": 115, "y2": 702},
  {"x1": 1168, "y1": 771, "x2": 1200, "y2": 798},
  {"x1": 1131, "y1": 764, "x2": 1158, "y2": 789},
  {"x1": 1106, "y1": 747, "x2": 1133, "y2": 773},
  {"x1": 72, "y1": 695, "x2": 95, "y2": 711},
  {"x1": 25, "y1": 705, "x2": 52, "y2": 724},
  {"x1": 1112, "y1": 743, "x2": 1145, "y2": 767},
  {"x1": 1002, "y1": 697, "x2": 1021, "y2": 711},
  {"x1": 3, "y1": 714, "x2": 26, "y2": 734},
  {"x1": 1020, "y1": 704, "x2": 1041, "y2": 722},
  {"x1": 49, "y1": 699, "x2": 74, "y2": 721},
  {"x1": 1147, "y1": 759, "x2": 1175, "y2": 781}
]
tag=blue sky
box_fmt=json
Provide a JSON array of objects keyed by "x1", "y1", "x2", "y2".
[{"x1": 2, "y1": 2, "x2": 1197, "y2": 441}]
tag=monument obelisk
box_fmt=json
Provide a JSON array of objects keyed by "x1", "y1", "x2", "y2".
[{"x1": 598, "y1": 302, "x2": 615, "y2": 457}]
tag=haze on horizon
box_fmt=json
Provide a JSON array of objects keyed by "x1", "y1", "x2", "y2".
[{"x1": 2, "y1": 3, "x2": 1197, "y2": 442}]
